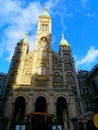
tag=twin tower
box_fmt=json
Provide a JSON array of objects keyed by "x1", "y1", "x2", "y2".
[{"x1": 2, "y1": 8, "x2": 81, "y2": 130}]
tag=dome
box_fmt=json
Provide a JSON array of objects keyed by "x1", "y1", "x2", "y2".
[
  {"x1": 60, "y1": 34, "x2": 70, "y2": 47},
  {"x1": 20, "y1": 32, "x2": 28, "y2": 44},
  {"x1": 40, "y1": 8, "x2": 50, "y2": 17}
]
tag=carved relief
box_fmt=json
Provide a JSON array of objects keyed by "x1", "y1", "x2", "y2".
[
  {"x1": 63, "y1": 53, "x2": 70, "y2": 59},
  {"x1": 21, "y1": 54, "x2": 33, "y2": 83},
  {"x1": 65, "y1": 71, "x2": 75, "y2": 85},
  {"x1": 37, "y1": 37, "x2": 49, "y2": 78},
  {"x1": 41, "y1": 24, "x2": 48, "y2": 31},
  {"x1": 39, "y1": 37, "x2": 48, "y2": 51},
  {"x1": 64, "y1": 62, "x2": 73, "y2": 71},
  {"x1": 53, "y1": 72, "x2": 63, "y2": 87},
  {"x1": 52, "y1": 54, "x2": 62, "y2": 71}
]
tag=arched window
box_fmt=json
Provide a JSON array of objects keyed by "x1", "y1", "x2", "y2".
[
  {"x1": 41, "y1": 24, "x2": 44, "y2": 31},
  {"x1": 10, "y1": 96, "x2": 26, "y2": 129},
  {"x1": 53, "y1": 72, "x2": 62, "y2": 84},
  {"x1": 63, "y1": 53, "x2": 70, "y2": 59},
  {"x1": 56, "y1": 97, "x2": 68, "y2": 129},
  {"x1": 38, "y1": 66, "x2": 46, "y2": 75},
  {"x1": 41, "y1": 24, "x2": 48, "y2": 31},
  {"x1": 65, "y1": 71, "x2": 74, "y2": 83}
]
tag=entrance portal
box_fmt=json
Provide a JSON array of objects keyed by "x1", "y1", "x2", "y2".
[
  {"x1": 10, "y1": 96, "x2": 25, "y2": 129},
  {"x1": 56, "y1": 97, "x2": 68, "y2": 129},
  {"x1": 26, "y1": 96, "x2": 52, "y2": 130}
]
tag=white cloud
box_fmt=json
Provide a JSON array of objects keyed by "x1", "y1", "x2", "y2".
[
  {"x1": 0, "y1": 0, "x2": 43, "y2": 61},
  {"x1": 76, "y1": 46, "x2": 98, "y2": 69},
  {"x1": 0, "y1": 0, "x2": 66, "y2": 61},
  {"x1": 45, "y1": 0, "x2": 61, "y2": 10}
]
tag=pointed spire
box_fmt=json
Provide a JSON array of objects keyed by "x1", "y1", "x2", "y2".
[
  {"x1": 60, "y1": 33, "x2": 70, "y2": 47},
  {"x1": 23, "y1": 32, "x2": 28, "y2": 43},
  {"x1": 24, "y1": 32, "x2": 28, "y2": 37},
  {"x1": 40, "y1": 7, "x2": 50, "y2": 17},
  {"x1": 62, "y1": 33, "x2": 64, "y2": 39},
  {"x1": 44, "y1": 7, "x2": 48, "y2": 12}
]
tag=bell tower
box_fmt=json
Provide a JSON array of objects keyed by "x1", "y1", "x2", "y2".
[
  {"x1": 32, "y1": 8, "x2": 52, "y2": 88},
  {"x1": 36, "y1": 8, "x2": 52, "y2": 50}
]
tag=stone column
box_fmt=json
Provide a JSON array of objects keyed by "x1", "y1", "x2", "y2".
[
  {"x1": 48, "y1": 96, "x2": 56, "y2": 114},
  {"x1": 67, "y1": 103, "x2": 75, "y2": 130},
  {"x1": 63, "y1": 109, "x2": 69, "y2": 130},
  {"x1": 8, "y1": 102, "x2": 15, "y2": 118},
  {"x1": 69, "y1": 120, "x2": 74, "y2": 130},
  {"x1": 25, "y1": 96, "x2": 34, "y2": 114},
  {"x1": 69, "y1": 95, "x2": 78, "y2": 118},
  {"x1": 76, "y1": 121, "x2": 80, "y2": 130},
  {"x1": 83, "y1": 121, "x2": 87, "y2": 130}
]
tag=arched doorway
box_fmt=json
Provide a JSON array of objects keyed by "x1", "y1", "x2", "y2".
[
  {"x1": 34, "y1": 96, "x2": 48, "y2": 130},
  {"x1": 10, "y1": 96, "x2": 26, "y2": 129},
  {"x1": 56, "y1": 97, "x2": 68, "y2": 130},
  {"x1": 26, "y1": 96, "x2": 52, "y2": 130}
]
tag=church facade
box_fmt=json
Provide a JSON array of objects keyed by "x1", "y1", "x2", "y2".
[{"x1": 2, "y1": 8, "x2": 82, "y2": 130}]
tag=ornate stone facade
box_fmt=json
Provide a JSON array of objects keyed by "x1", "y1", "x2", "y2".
[{"x1": 1, "y1": 8, "x2": 81, "y2": 130}]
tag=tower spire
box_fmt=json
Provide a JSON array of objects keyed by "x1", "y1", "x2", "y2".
[
  {"x1": 23, "y1": 32, "x2": 28, "y2": 43},
  {"x1": 40, "y1": 7, "x2": 50, "y2": 17},
  {"x1": 60, "y1": 33, "x2": 70, "y2": 46},
  {"x1": 62, "y1": 33, "x2": 64, "y2": 39}
]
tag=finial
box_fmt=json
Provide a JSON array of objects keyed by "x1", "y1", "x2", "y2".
[
  {"x1": 24, "y1": 32, "x2": 28, "y2": 38},
  {"x1": 23, "y1": 32, "x2": 28, "y2": 43},
  {"x1": 62, "y1": 33, "x2": 64, "y2": 39},
  {"x1": 44, "y1": 7, "x2": 48, "y2": 12},
  {"x1": 40, "y1": 7, "x2": 50, "y2": 17}
]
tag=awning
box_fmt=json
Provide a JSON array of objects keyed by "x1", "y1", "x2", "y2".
[{"x1": 25, "y1": 112, "x2": 51, "y2": 117}]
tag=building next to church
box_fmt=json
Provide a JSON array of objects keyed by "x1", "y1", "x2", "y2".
[
  {"x1": 77, "y1": 70, "x2": 97, "y2": 130},
  {"x1": 0, "y1": 73, "x2": 7, "y2": 109},
  {"x1": 87, "y1": 63, "x2": 98, "y2": 114},
  {"x1": 1, "y1": 8, "x2": 97, "y2": 130},
  {"x1": 0, "y1": 73, "x2": 7, "y2": 96}
]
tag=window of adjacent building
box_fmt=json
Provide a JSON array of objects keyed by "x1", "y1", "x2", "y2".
[
  {"x1": 81, "y1": 87, "x2": 90, "y2": 95},
  {"x1": 0, "y1": 85, "x2": 2, "y2": 95},
  {"x1": 0, "y1": 85, "x2": 1, "y2": 90},
  {"x1": 92, "y1": 79, "x2": 98, "y2": 96},
  {"x1": 85, "y1": 101, "x2": 92, "y2": 110}
]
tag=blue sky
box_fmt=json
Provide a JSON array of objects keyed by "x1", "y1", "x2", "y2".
[{"x1": 0, "y1": 0, "x2": 98, "y2": 73}]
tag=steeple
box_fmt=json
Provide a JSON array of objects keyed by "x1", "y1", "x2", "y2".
[
  {"x1": 40, "y1": 8, "x2": 50, "y2": 17},
  {"x1": 60, "y1": 33, "x2": 70, "y2": 47},
  {"x1": 20, "y1": 32, "x2": 29, "y2": 44},
  {"x1": 37, "y1": 8, "x2": 52, "y2": 35},
  {"x1": 23, "y1": 32, "x2": 28, "y2": 43},
  {"x1": 36, "y1": 8, "x2": 52, "y2": 50}
]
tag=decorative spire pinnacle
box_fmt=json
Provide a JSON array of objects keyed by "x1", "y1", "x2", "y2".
[
  {"x1": 23, "y1": 32, "x2": 28, "y2": 43},
  {"x1": 44, "y1": 7, "x2": 48, "y2": 12},
  {"x1": 24, "y1": 32, "x2": 28, "y2": 38},
  {"x1": 60, "y1": 33, "x2": 70, "y2": 47},
  {"x1": 40, "y1": 7, "x2": 50, "y2": 17},
  {"x1": 62, "y1": 33, "x2": 64, "y2": 39}
]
